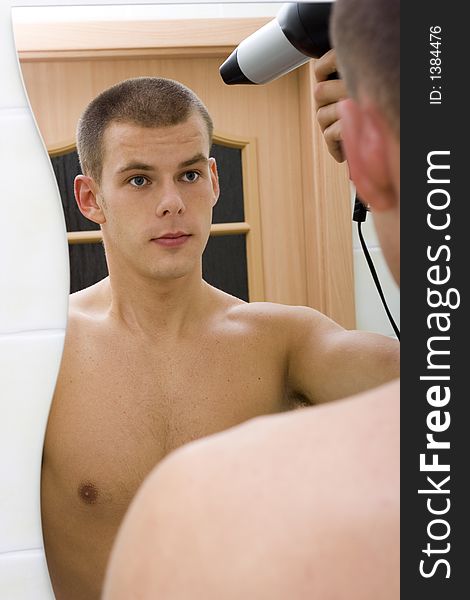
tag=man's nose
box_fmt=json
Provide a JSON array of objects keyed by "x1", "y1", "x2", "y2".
[{"x1": 155, "y1": 183, "x2": 185, "y2": 217}]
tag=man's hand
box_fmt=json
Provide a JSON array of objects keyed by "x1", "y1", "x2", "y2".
[{"x1": 313, "y1": 49, "x2": 348, "y2": 163}]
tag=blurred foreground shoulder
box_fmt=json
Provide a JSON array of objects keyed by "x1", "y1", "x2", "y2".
[{"x1": 103, "y1": 380, "x2": 399, "y2": 600}]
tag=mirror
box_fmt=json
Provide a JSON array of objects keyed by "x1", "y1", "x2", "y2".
[{"x1": 2, "y1": 1, "x2": 396, "y2": 597}]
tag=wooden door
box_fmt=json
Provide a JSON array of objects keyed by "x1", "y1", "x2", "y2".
[{"x1": 16, "y1": 17, "x2": 354, "y2": 327}]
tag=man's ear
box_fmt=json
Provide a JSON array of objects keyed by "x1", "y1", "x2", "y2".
[
  {"x1": 74, "y1": 175, "x2": 106, "y2": 224},
  {"x1": 208, "y1": 157, "x2": 220, "y2": 207},
  {"x1": 338, "y1": 98, "x2": 395, "y2": 213}
]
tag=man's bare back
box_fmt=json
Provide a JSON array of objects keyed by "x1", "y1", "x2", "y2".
[
  {"x1": 103, "y1": 380, "x2": 399, "y2": 600},
  {"x1": 41, "y1": 277, "x2": 397, "y2": 599}
]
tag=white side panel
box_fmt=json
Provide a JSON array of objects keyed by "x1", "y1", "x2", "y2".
[
  {"x1": 0, "y1": 334, "x2": 65, "y2": 554},
  {"x1": 0, "y1": 551, "x2": 54, "y2": 600},
  {"x1": 0, "y1": 109, "x2": 69, "y2": 334},
  {"x1": 1, "y1": 2, "x2": 68, "y2": 598}
]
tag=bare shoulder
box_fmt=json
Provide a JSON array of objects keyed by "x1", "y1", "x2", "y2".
[
  {"x1": 104, "y1": 380, "x2": 399, "y2": 599},
  {"x1": 228, "y1": 299, "x2": 333, "y2": 323},
  {"x1": 227, "y1": 300, "x2": 398, "y2": 401},
  {"x1": 211, "y1": 287, "x2": 395, "y2": 350},
  {"x1": 59, "y1": 278, "x2": 112, "y2": 370},
  {"x1": 68, "y1": 276, "x2": 111, "y2": 319},
  {"x1": 206, "y1": 288, "x2": 329, "y2": 346},
  {"x1": 224, "y1": 298, "x2": 340, "y2": 338}
]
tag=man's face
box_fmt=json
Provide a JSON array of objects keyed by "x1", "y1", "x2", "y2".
[{"x1": 95, "y1": 115, "x2": 219, "y2": 282}]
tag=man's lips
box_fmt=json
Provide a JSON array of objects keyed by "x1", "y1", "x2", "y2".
[{"x1": 151, "y1": 232, "x2": 191, "y2": 247}]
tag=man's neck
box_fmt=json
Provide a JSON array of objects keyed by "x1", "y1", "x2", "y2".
[{"x1": 106, "y1": 267, "x2": 210, "y2": 338}]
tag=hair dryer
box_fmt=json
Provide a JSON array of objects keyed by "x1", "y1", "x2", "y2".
[{"x1": 219, "y1": 2, "x2": 333, "y2": 85}]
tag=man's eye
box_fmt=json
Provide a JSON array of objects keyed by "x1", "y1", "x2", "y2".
[
  {"x1": 129, "y1": 176, "x2": 149, "y2": 187},
  {"x1": 181, "y1": 171, "x2": 200, "y2": 183}
]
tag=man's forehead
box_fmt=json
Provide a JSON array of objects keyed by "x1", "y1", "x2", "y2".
[
  {"x1": 102, "y1": 117, "x2": 211, "y2": 171},
  {"x1": 104, "y1": 114, "x2": 209, "y2": 146}
]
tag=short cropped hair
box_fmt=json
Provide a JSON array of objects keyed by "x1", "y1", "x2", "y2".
[
  {"x1": 331, "y1": 0, "x2": 400, "y2": 138},
  {"x1": 76, "y1": 77, "x2": 214, "y2": 182}
]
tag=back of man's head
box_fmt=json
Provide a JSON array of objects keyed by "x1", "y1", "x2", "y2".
[
  {"x1": 331, "y1": 0, "x2": 399, "y2": 139},
  {"x1": 76, "y1": 77, "x2": 213, "y2": 183}
]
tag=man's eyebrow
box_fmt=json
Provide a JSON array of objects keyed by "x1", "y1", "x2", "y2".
[
  {"x1": 117, "y1": 162, "x2": 155, "y2": 174},
  {"x1": 178, "y1": 153, "x2": 209, "y2": 168},
  {"x1": 116, "y1": 154, "x2": 208, "y2": 174}
]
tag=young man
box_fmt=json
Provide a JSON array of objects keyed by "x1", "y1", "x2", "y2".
[
  {"x1": 41, "y1": 72, "x2": 398, "y2": 599},
  {"x1": 102, "y1": 0, "x2": 400, "y2": 597}
]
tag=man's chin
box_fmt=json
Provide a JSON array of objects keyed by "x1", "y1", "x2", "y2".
[{"x1": 147, "y1": 264, "x2": 197, "y2": 283}]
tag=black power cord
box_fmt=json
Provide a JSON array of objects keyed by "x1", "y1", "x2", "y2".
[{"x1": 353, "y1": 196, "x2": 400, "y2": 341}]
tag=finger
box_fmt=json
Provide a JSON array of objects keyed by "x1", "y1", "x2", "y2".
[
  {"x1": 314, "y1": 79, "x2": 348, "y2": 110},
  {"x1": 323, "y1": 120, "x2": 346, "y2": 163},
  {"x1": 313, "y1": 49, "x2": 337, "y2": 82},
  {"x1": 316, "y1": 102, "x2": 341, "y2": 134}
]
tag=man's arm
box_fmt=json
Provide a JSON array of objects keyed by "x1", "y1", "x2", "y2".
[{"x1": 285, "y1": 305, "x2": 399, "y2": 404}]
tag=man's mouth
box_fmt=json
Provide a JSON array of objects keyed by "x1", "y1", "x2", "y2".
[{"x1": 152, "y1": 232, "x2": 191, "y2": 247}]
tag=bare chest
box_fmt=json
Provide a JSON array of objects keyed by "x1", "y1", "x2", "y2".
[
  {"x1": 40, "y1": 315, "x2": 294, "y2": 598},
  {"x1": 43, "y1": 330, "x2": 288, "y2": 510}
]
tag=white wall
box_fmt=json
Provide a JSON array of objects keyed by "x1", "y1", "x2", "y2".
[
  {"x1": 13, "y1": 2, "x2": 281, "y2": 22},
  {"x1": 350, "y1": 185, "x2": 400, "y2": 337}
]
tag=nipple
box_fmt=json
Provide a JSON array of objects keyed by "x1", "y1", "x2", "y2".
[{"x1": 78, "y1": 482, "x2": 99, "y2": 505}]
